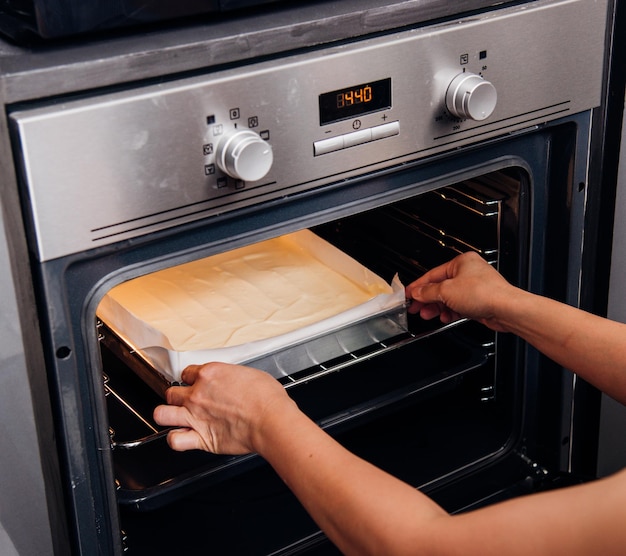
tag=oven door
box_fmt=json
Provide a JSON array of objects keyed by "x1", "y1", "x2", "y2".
[{"x1": 23, "y1": 113, "x2": 593, "y2": 554}]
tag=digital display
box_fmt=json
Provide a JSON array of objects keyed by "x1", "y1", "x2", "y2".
[{"x1": 319, "y1": 78, "x2": 392, "y2": 125}]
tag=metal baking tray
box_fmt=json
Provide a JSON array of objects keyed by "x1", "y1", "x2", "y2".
[{"x1": 98, "y1": 302, "x2": 408, "y2": 398}]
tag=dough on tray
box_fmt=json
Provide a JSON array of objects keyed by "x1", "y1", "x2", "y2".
[{"x1": 98, "y1": 230, "x2": 394, "y2": 352}]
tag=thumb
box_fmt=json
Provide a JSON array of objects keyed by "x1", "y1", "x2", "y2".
[{"x1": 409, "y1": 282, "x2": 443, "y2": 304}]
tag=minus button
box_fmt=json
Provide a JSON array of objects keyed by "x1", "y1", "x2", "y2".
[{"x1": 314, "y1": 135, "x2": 345, "y2": 156}]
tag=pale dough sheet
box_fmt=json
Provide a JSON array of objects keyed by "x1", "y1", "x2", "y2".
[{"x1": 97, "y1": 230, "x2": 404, "y2": 382}]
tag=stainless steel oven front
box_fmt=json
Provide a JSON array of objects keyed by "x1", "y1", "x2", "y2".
[{"x1": 4, "y1": 0, "x2": 615, "y2": 553}]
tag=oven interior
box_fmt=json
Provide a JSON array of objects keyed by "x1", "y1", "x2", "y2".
[{"x1": 101, "y1": 166, "x2": 531, "y2": 553}]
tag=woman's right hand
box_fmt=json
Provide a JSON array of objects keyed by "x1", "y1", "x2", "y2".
[{"x1": 404, "y1": 251, "x2": 516, "y2": 332}]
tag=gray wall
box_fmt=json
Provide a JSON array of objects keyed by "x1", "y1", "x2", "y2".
[{"x1": 0, "y1": 211, "x2": 56, "y2": 554}]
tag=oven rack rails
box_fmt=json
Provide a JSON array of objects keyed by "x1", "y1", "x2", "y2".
[{"x1": 101, "y1": 317, "x2": 494, "y2": 452}]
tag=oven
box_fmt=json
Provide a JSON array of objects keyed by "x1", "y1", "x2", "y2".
[{"x1": 0, "y1": 0, "x2": 622, "y2": 554}]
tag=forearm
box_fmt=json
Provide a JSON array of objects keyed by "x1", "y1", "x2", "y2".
[
  {"x1": 254, "y1": 404, "x2": 447, "y2": 555},
  {"x1": 257, "y1": 407, "x2": 626, "y2": 556},
  {"x1": 498, "y1": 288, "x2": 626, "y2": 403},
  {"x1": 156, "y1": 357, "x2": 626, "y2": 555}
]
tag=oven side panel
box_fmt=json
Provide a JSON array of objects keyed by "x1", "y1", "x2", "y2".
[
  {"x1": 599, "y1": 94, "x2": 626, "y2": 476},
  {"x1": 0, "y1": 116, "x2": 70, "y2": 554}
]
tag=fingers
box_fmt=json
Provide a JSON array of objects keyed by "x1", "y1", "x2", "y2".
[
  {"x1": 406, "y1": 282, "x2": 443, "y2": 312},
  {"x1": 167, "y1": 428, "x2": 205, "y2": 452},
  {"x1": 154, "y1": 362, "x2": 281, "y2": 456},
  {"x1": 154, "y1": 400, "x2": 214, "y2": 452},
  {"x1": 165, "y1": 383, "x2": 190, "y2": 407},
  {"x1": 153, "y1": 403, "x2": 189, "y2": 427},
  {"x1": 405, "y1": 268, "x2": 451, "y2": 307},
  {"x1": 406, "y1": 280, "x2": 462, "y2": 323},
  {"x1": 164, "y1": 363, "x2": 217, "y2": 408},
  {"x1": 406, "y1": 260, "x2": 454, "y2": 292},
  {"x1": 439, "y1": 308, "x2": 461, "y2": 324},
  {"x1": 181, "y1": 364, "x2": 203, "y2": 385},
  {"x1": 409, "y1": 301, "x2": 460, "y2": 323},
  {"x1": 180, "y1": 361, "x2": 225, "y2": 385},
  {"x1": 415, "y1": 302, "x2": 442, "y2": 320}
]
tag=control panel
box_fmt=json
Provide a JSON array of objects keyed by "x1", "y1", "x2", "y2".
[{"x1": 10, "y1": 0, "x2": 607, "y2": 261}]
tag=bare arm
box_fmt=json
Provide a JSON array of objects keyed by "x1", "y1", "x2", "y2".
[
  {"x1": 154, "y1": 362, "x2": 626, "y2": 555},
  {"x1": 405, "y1": 251, "x2": 626, "y2": 404}
]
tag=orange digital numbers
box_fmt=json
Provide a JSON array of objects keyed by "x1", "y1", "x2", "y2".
[
  {"x1": 337, "y1": 86, "x2": 373, "y2": 109},
  {"x1": 320, "y1": 78, "x2": 390, "y2": 126}
]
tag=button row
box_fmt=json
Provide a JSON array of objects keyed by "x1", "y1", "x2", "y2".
[{"x1": 314, "y1": 121, "x2": 400, "y2": 156}]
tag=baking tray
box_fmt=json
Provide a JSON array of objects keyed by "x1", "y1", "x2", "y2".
[
  {"x1": 99, "y1": 302, "x2": 408, "y2": 397},
  {"x1": 97, "y1": 230, "x2": 406, "y2": 394}
]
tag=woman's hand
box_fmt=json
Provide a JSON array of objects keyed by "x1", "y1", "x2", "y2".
[
  {"x1": 405, "y1": 251, "x2": 515, "y2": 332},
  {"x1": 153, "y1": 362, "x2": 295, "y2": 455}
]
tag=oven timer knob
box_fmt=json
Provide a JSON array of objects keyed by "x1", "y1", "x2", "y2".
[
  {"x1": 215, "y1": 129, "x2": 274, "y2": 182},
  {"x1": 445, "y1": 72, "x2": 497, "y2": 121}
]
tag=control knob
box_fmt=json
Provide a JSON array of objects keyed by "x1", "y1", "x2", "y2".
[
  {"x1": 216, "y1": 129, "x2": 273, "y2": 182},
  {"x1": 445, "y1": 72, "x2": 497, "y2": 121}
]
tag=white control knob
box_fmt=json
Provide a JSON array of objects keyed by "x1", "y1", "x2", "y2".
[
  {"x1": 216, "y1": 129, "x2": 273, "y2": 182},
  {"x1": 445, "y1": 72, "x2": 497, "y2": 121}
]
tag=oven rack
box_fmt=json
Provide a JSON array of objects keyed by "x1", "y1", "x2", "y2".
[
  {"x1": 313, "y1": 179, "x2": 506, "y2": 286},
  {"x1": 277, "y1": 319, "x2": 461, "y2": 389},
  {"x1": 384, "y1": 209, "x2": 498, "y2": 265},
  {"x1": 104, "y1": 374, "x2": 170, "y2": 450},
  {"x1": 103, "y1": 318, "x2": 487, "y2": 451},
  {"x1": 432, "y1": 181, "x2": 504, "y2": 218}
]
